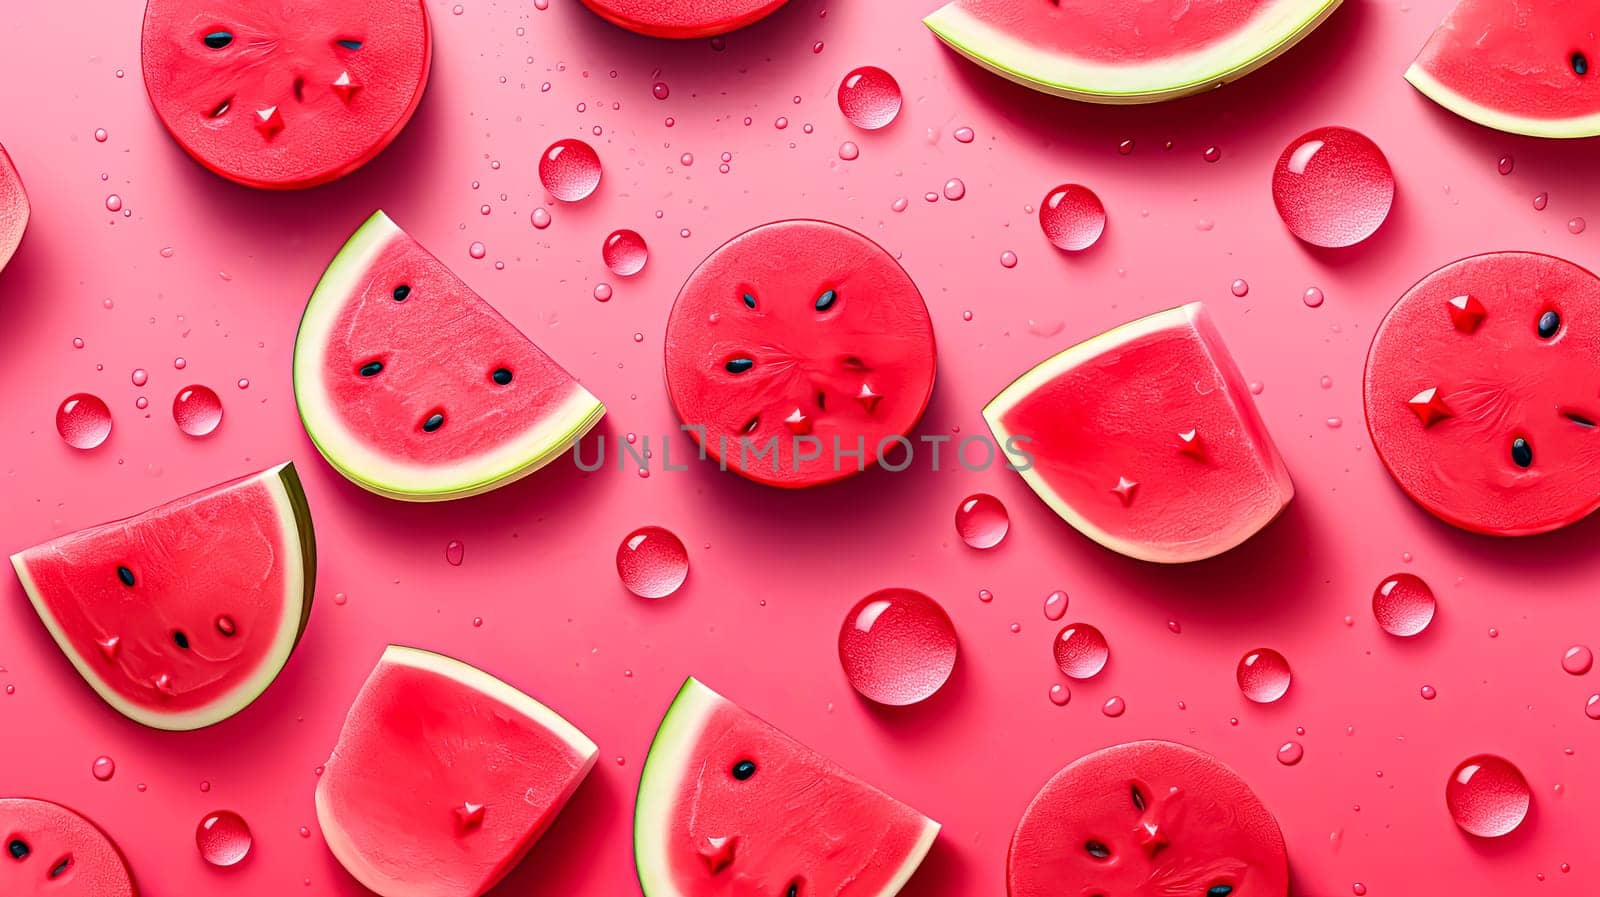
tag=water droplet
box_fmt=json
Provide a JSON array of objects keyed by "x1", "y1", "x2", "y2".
[
  {"x1": 92, "y1": 756, "x2": 116, "y2": 781},
  {"x1": 601, "y1": 229, "x2": 648, "y2": 277},
  {"x1": 333, "y1": 592, "x2": 347, "y2": 606},
  {"x1": 1039, "y1": 184, "x2": 1106, "y2": 252},
  {"x1": 977, "y1": 588, "x2": 993, "y2": 603},
  {"x1": 837, "y1": 66, "x2": 901, "y2": 129},
  {"x1": 1203, "y1": 145, "x2": 1222, "y2": 163},
  {"x1": 530, "y1": 207, "x2": 552, "y2": 230},
  {"x1": 540, "y1": 139, "x2": 602, "y2": 202},
  {"x1": 954, "y1": 493, "x2": 1008, "y2": 548},
  {"x1": 1048, "y1": 684, "x2": 1070, "y2": 706},
  {"x1": 943, "y1": 178, "x2": 966, "y2": 201},
  {"x1": 57, "y1": 394, "x2": 112, "y2": 449},
  {"x1": 1118, "y1": 138, "x2": 1135, "y2": 155},
  {"x1": 891, "y1": 196, "x2": 908, "y2": 213},
  {"x1": 94, "y1": 128, "x2": 108, "y2": 142},
  {"x1": 1053, "y1": 623, "x2": 1109, "y2": 679},
  {"x1": 105, "y1": 194, "x2": 122, "y2": 212},
  {"x1": 1326, "y1": 417, "x2": 1343, "y2": 429},
  {"x1": 472, "y1": 616, "x2": 482, "y2": 627},
  {"x1": 196, "y1": 810, "x2": 252, "y2": 866},
  {"x1": 1373, "y1": 573, "x2": 1436, "y2": 637},
  {"x1": 1352, "y1": 884, "x2": 1367, "y2": 896},
  {"x1": 679, "y1": 152, "x2": 694, "y2": 167},
  {"x1": 1167, "y1": 620, "x2": 1181, "y2": 634},
  {"x1": 617, "y1": 526, "x2": 689, "y2": 599},
  {"x1": 1421, "y1": 684, "x2": 1438, "y2": 700},
  {"x1": 999, "y1": 250, "x2": 1018, "y2": 268},
  {"x1": 1231, "y1": 278, "x2": 1249, "y2": 297},
  {"x1": 135, "y1": 397, "x2": 148, "y2": 410},
  {"x1": 173, "y1": 385, "x2": 223, "y2": 437},
  {"x1": 591, "y1": 282, "x2": 614, "y2": 302},
  {"x1": 774, "y1": 116, "x2": 788, "y2": 130},
  {"x1": 1446, "y1": 754, "x2": 1531, "y2": 837},
  {"x1": 1303, "y1": 287, "x2": 1325, "y2": 308},
  {"x1": 1534, "y1": 192, "x2": 1549, "y2": 211},
  {"x1": 1237, "y1": 648, "x2": 1292, "y2": 703},
  {"x1": 445, "y1": 540, "x2": 464, "y2": 566},
  {"x1": 652, "y1": 81, "x2": 669, "y2": 100},
  {"x1": 131, "y1": 368, "x2": 148, "y2": 387},
  {"x1": 1101, "y1": 696, "x2": 1126, "y2": 717},
  {"x1": 1562, "y1": 646, "x2": 1593, "y2": 675},
  {"x1": 953, "y1": 126, "x2": 975, "y2": 143},
  {"x1": 1043, "y1": 590, "x2": 1068, "y2": 621},
  {"x1": 1569, "y1": 217, "x2": 1587, "y2": 235},
  {"x1": 838, "y1": 141, "x2": 859, "y2": 161},
  {"x1": 173, "y1": 356, "x2": 187, "y2": 370},
  {"x1": 451, "y1": 3, "x2": 463, "y2": 13},
  {"x1": 1277, "y1": 741, "x2": 1305, "y2": 765},
  {"x1": 1272, "y1": 126, "x2": 1394, "y2": 247},
  {"x1": 468, "y1": 241, "x2": 487, "y2": 260},
  {"x1": 1586, "y1": 695, "x2": 1600, "y2": 720},
  {"x1": 236, "y1": 378, "x2": 249, "y2": 390},
  {"x1": 72, "y1": 337, "x2": 85, "y2": 348},
  {"x1": 838, "y1": 589, "x2": 958, "y2": 706},
  {"x1": 1497, "y1": 155, "x2": 1514, "y2": 175}
]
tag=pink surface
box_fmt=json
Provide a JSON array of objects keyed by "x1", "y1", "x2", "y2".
[{"x1": 2, "y1": 1, "x2": 1599, "y2": 895}]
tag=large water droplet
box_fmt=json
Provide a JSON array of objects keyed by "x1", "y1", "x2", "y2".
[
  {"x1": 1237, "y1": 648, "x2": 1292, "y2": 703},
  {"x1": 1562, "y1": 645, "x2": 1593, "y2": 675},
  {"x1": 1446, "y1": 754, "x2": 1530, "y2": 838},
  {"x1": 540, "y1": 138, "x2": 602, "y2": 202},
  {"x1": 603, "y1": 229, "x2": 648, "y2": 276},
  {"x1": 1039, "y1": 184, "x2": 1106, "y2": 252},
  {"x1": 837, "y1": 588, "x2": 956, "y2": 705},
  {"x1": 1373, "y1": 573, "x2": 1436, "y2": 637},
  {"x1": 616, "y1": 526, "x2": 689, "y2": 599},
  {"x1": 837, "y1": 66, "x2": 902, "y2": 130},
  {"x1": 1053, "y1": 623, "x2": 1109, "y2": 679},
  {"x1": 173, "y1": 385, "x2": 223, "y2": 437},
  {"x1": 1272, "y1": 126, "x2": 1394, "y2": 248},
  {"x1": 196, "y1": 810, "x2": 252, "y2": 866},
  {"x1": 57, "y1": 393, "x2": 112, "y2": 449},
  {"x1": 954, "y1": 493, "x2": 1008, "y2": 549}
]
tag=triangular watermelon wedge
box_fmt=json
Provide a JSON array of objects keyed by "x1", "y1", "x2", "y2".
[
  {"x1": 294, "y1": 211, "x2": 605, "y2": 501},
  {"x1": 9, "y1": 463, "x2": 315, "y2": 730},
  {"x1": 635, "y1": 678, "x2": 940, "y2": 897}
]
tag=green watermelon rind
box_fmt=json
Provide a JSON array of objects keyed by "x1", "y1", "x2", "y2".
[
  {"x1": 634, "y1": 677, "x2": 941, "y2": 897},
  {"x1": 924, "y1": 0, "x2": 1343, "y2": 104},
  {"x1": 1404, "y1": 65, "x2": 1600, "y2": 139},
  {"x1": 8, "y1": 462, "x2": 316, "y2": 731},
  {"x1": 981, "y1": 303, "x2": 1294, "y2": 564},
  {"x1": 292, "y1": 210, "x2": 606, "y2": 502}
]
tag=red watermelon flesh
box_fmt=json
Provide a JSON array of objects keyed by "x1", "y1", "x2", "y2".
[
  {"x1": 1365, "y1": 252, "x2": 1600, "y2": 535},
  {"x1": 1406, "y1": 0, "x2": 1600, "y2": 138},
  {"x1": 294, "y1": 211, "x2": 604, "y2": 501},
  {"x1": 0, "y1": 799, "x2": 137, "y2": 897},
  {"x1": 1008, "y1": 741, "x2": 1287, "y2": 897},
  {"x1": 635, "y1": 678, "x2": 940, "y2": 897},
  {"x1": 9, "y1": 463, "x2": 314, "y2": 731},
  {"x1": 0, "y1": 144, "x2": 28, "y2": 272},
  {"x1": 141, "y1": 0, "x2": 431, "y2": 189},
  {"x1": 577, "y1": 0, "x2": 790, "y2": 39},
  {"x1": 664, "y1": 220, "x2": 936, "y2": 488},
  {"x1": 983, "y1": 303, "x2": 1293, "y2": 564},
  {"x1": 315, "y1": 646, "x2": 599, "y2": 897}
]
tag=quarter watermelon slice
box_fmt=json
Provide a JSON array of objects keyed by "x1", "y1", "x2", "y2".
[
  {"x1": 635, "y1": 678, "x2": 940, "y2": 897},
  {"x1": 315, "y1": 646, "x2": 599, "y2": 897},
  {"x1": 0, "y1": 799, "x2": 137, "y2": 897},
  {"x1": 0, "y1": 143, "x2": 27, "y2": 273},
  {"x1": 924, "y1": 0, "x2": 1343, "y2": 103},
  {"x1": 577, "y1": 0, "x2": 790, "y2": 38},
  {"x1": 983, "y1": 303, "x2": 1293, "y2": 563},
  {"x1": 141, "y1": 0, "x2": 432, "y2": 188},
  {"x1": 1365, "y1": 252, "x2": 1600, "y2": 535},
  {"x1": 8, "y1": 463, "x2": 315, "y2": 731},
  {"x1": 294, "y1": 211, "x2": 604, "y2": 501},
  {"x1": 1008, "y1": 741, "x2": 1288, "y2": 897},
  {"x1": 1406, "y1": 0, "x2": 1600, "y2": 138}
]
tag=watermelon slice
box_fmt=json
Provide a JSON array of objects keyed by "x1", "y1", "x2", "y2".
[
  {"x1": 0, "y1": 799, "x2": 137, "y2": 897},
  {"x1": 141, "y1": 0, "x2": 431, "y2": 188},
  {"x1": 924, "y1": 0, "x2": 1343, "y2": 104},
  {"x1": 294, "y1": 211, "x2": 604, "y2": 501},
  {"x1": 576, "y1": 0, "x2": 790, "y2": 38},
  {"x1": 315, "y1": 646, "x2": 599, "y2": 897},
  {"x1": 663, "y1": 219, "x2": 936, "y2": 488},
  {"x1": 1008, "y1": 741, "x2": 1288, "y2": 897},
  {"x1": 1365, "y1": 252, "x2": 1600, "y2": 536},
  {"x1": 1406, "y1": 0, "x2": 1600, "y2": 138},
  {"x1": 635, "y1": 678, "x2": 940, "y2": 897},
  {"x1": 0, "y1": 143, "x2": 27, "y2": 273},
  {"x1": 982, "y1": 303, "x2": 1293, "y2": 563},
  {"x1": 8, "y1": 463, "x2": 314, "y2": 731}
]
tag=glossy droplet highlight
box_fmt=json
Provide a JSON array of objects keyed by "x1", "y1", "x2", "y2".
[
  {"x1": 1039, "y1": 184, "x2": 1106, "y2": 252},
  {"x1": 1272, "y1": 126, "x2": 1394, "y2": 248},
  {"x1": 92, "y1": 756, "x2": 116, "y2": 781},
  {"x1": 838, "y1": 588, "x2": 957, "y2": 706},
  {"x1": 617, "y1": 526, "x2": 689, "y2": 599},
  {"x1": 1562, "y1": 646, "x2": 1593, "y2": 675},
  {"x1": 540, "y1": 138, "x2": 602, "y2": 202},
  {"x1": 954, "y1": 493, "x2": 1008, "y2": 549},
  {"x1": 57, "y1": 393, "x2": 112, "y2": 449},
  {"x1": 1053, "y1": 623, "x2": 1109, "y2": 679},
  {"x1": 1447, "y1": 755, "x2": 1531, "y2": 838},
  {"x1": 196, "y1": 810, "x2": 252, "y2": 866},
  {"x1": 173, "y1": 385, "x2": 223, "y2": 437},
  {"x1": 1373, "y1": 573, "x2": 1436, "y2": 637},
  {"x1": 1043, "y1": 590, "x2": 1068, "y2": 621},
  {"x1": 837, "y1": 66, "x2": 902, "y2": 130},
  {"x1": 602, "y1": 229, "x2": 648, "y2": 276},
  {"x1": 1277, "y1": 741, "x2": 1304, "y2": 766},
  {"x1": 1237, "y1": 648, "x2": 1292, "y2": 703}
]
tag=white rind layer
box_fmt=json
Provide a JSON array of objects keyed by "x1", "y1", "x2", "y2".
[{"x1": 1405, "y1": 64, "x2": 1600, "y2": 139}]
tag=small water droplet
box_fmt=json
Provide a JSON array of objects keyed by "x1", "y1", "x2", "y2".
[
  {"x1": 954, "y1": 126, "x2": 975, "y2": 143},
  {"x1": 540, "y1": 139, "x2": 602, "y2": 202},
  {"x1": 1320, "y1": 375, "x2": 1333, "y2": 389},
  {"x1": 472, "y1": 616, "x2": 483, "y2": 627},
  {"x1": 105, "y1": 194, "x2": 122, "y2": 212},
  {"x1": 1374, "y1": 573, "x2": 1436, "y2": 637},
  {"x1": 1054, "y1": 623, "x2": 1109, "y2": 679},
  {"x1": 1101, "y1": 695, "x2": 1126, "y2": 717},
  {"x1": 1272, "y1": 126, "x2": 1394, "y2": 247},
  {"x1": 94, "y1": 128, "x2": 108, "y2": 142},
  {"x1": 977, "y1": 588, "x2": 993, "y2": 603},
  {"x1": 1352, "y1": 884, "x2": 1367, "y2": 896},
  {"x1": 196, "y1": 810, "x2": 252, "y2": 866},
  {"x1": 333, "y1": 592, "x2": 347, "y2": 606},
  {"x1": 838, "y1": 588, "x2": 957, "y2": 706},
  {"x1": 1534, "y1": 192, "x2": 1549, "y2": 211},
  {"x1": 530, "y1": 208, "x2": 552, "y2": 230},
  {"x1": 173, "y1": 356, "x2": 187, "y2": 370},
  {"x1": 173, "y1": 385, "x2": 223, "y2": 437},
  {"x1": 1585, "y1": 695, "x2": 1600, "y2": 720},
  {"x1": 1303, "y1": 287, "x2": 1325, "y2": 308},
  {"x1": 1421, "y1": 684, "x2": 1438, "y2": 700},
  {"x1": 837, "y1": 66, "x2": 902, "y2": 129},
  {"x1": 954, "y1": 493, "x2": 1008, "y2": 549},
  {"x1": 131, "y1": 368, "x2": 148, "y2": 387},
  {"x1": 1039, "y1": 184, "x2": 1106, "y2": 252},
  {"x1": 57, "y1": 394, "x2": 112, "y2": 449},
  {"x1": 601, "y1": 229, "x2": 648, "y2": 276},
  {"x1": 1562, "y1": 646, "x2": 1593, "y2": 675},
  {"x1": 1043, "y1": 590, "x2": 1068, "y2": 621},
  {"x1": 1009, "y1": 622, "x2": 1021, "y2": 633},
  {"x1": 1203, "y1": 145, "x2": 1221, "y2": 163},
  {"x1": 468, "y1": 241, "x2": 487, "y2": 259},
  {"x1": 943, "y1": 178, "x2": 966, "y2": 201},
  {"x1": 92, "y1": 756, "x2": 116, "y2": 781},
  {"x1": 999, "y1": 250, "x2": 1018, "y2": 268},
  {"x1": 1117, "y1": 138, "x2": 1135, "y2": 155},
  {"x1": 1497, "y1": 155, "x2": 1514, "y2": 175},
  {"x1": 891, "y1": 195, "x2": 908, "y2": 213},
  {"x1": 1277, "y1": 741, "x2": 1304, "y2": 765},
  {"x1": 1231, "y1": 278, "x2": 1249, "y2": 297},
  {"x1": 1446, "y1": 754, "x2": 1530, "y2": 837},
  {"x1": 1237, "y1": 648, "x2": 1292, "y2": 703},
  {"x1": 1569, "y1": 217, "x2": 1587, "y2": 235},
  {"x1": 1326, "y1": 417, "x2": 1343, "y2": 429},
  {"x1": 1167, "y1": 620, "x2": 1181, "y2": 634},
  {"x1": 617, "y1": 526, "x2": 689, "y2": 599},
  {"x1": 838, "y1": 141, "x2": 859, "y2": 161},
  {"x1": 1048, "y1": 683, "x2": 1070, "y2": 706},
  {"x1": 445, "y1": 540, "x2": 464, "y2": 566},
  {"x1": 651, "y1": 81, "x2": 669, "y2": 100}
]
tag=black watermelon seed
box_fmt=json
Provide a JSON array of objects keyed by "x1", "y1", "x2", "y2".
[
  {"x1": 337, "y1": 39, "x2": 364, "y2": 50},
  {"x1": 1565, "y1": 412, "x2": 1597, "y2": 428},
  {"x1": 492, "y1": 368, "x2": 513, "y2": 385},
  {"x1": 1538, "y1": 310, "x2": 1560, "y2": 338},
  {"x1": 741, "y1": 292, "x2": 756, "y2": 309},
  {"x1": 359, "y1": 361, "x2": 383, "y2": 377},
  {"x1": 1085, "y1": 841, "x2": 1110, "y2": 859},
  {"x1": 209, "y1": 97, "x2": 232, "y2": 118},
  {"x1": 787, "y1": 884, "x2": 799, "y2": 897},
  {"x1": 117, "y1": 566, "x2": 135, "y2": 587},
  {"x1": 1131, "y1": 785, "x2": 1146, "y2": 811},
  {"x1": 8, "y1": 839, "x2": 28, "y2": 860},
  {"x1": 725, "y1": 358, "x2": 754, "y2": 374},
  {"x1": 392, "y1": 284, "x2": 411, "y2": 301},
  {"x1": 422, "y1": 413, "x2": 445, "y2": 433},
  {"x1": 1512, "y1": 437, "x2": 1533, "y2": 468},
  {"x1": 173, "y1": 631, "x2": 190, "y2": 650},
  {"x1": 203, "y1": 31, "x2": 233, "y2": 49},
  {"x1": 741, "y1": 416, "x2": 760, "y2": 435},
  {"x1": 50, "y1": 855, "x2": 72, "y2": 878},
  {"x1": 732, "y1": 760, "x2": 756, "y2": 780},
  {"x1": 815, "y1": 289, "x2": 838, "y2": 311},
  {"x1": 1575, "y1": 52, "x2": 1590, "y2": 76},
  {"x1": 1208, "y1": 887, "x2": 1235, "y2": 897}
]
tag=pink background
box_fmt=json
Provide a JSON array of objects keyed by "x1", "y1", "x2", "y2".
[{"x1": 3, "y1": 0, "x2": 1599, "y2": 894}]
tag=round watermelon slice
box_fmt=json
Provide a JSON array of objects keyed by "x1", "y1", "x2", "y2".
[
  {"x1": 1365, "y1": 252, "x2": 1600, "y2": 536},
  {"x1": 1406, "y1": 0, "x2": 1600, "y2": 138},
  {"x1": 1009, "y1": 741, "x2": 1287, "y2": 897},
  {"x1": 923, "y1": 0, "x2": 1343, "y2": 103},
  {"x1": 983, "y1": 303, "x2": 1293, "y2": 564},
  {"x1": 0, "y1": 799, "x2": 136, "y2": 897},
  {"x1": 0, "y1": 143, "x2": 28, "y2": 273},
  {"x1": 636, "y1": 679, "x2": 940, "y2": 897},
  {"x1": 663, "y1": 220, "x2": 936, "y2": 488},
  {"x1": 576, "y1": 0, "x2": 790, "y2": 38},
  {"x1": 316, "y1": 646, "x2": 598, "y2": 897},
  {"x1": 294, "y1": 211, "x2": 605, "y2": 501},
  {"x1": 8, "y1": 463, "x2": 315, "y2": 731},
  {"x1": 140, "y1": 0, "x2": 431, "y2": 189}
]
